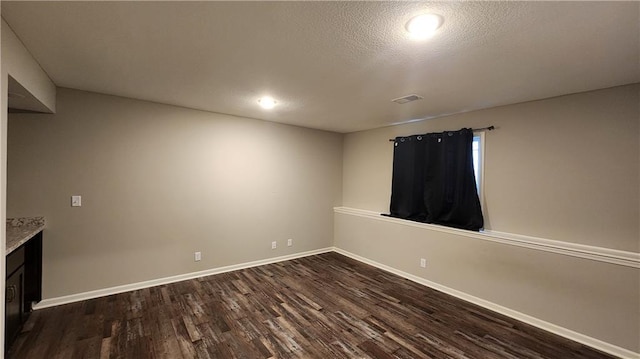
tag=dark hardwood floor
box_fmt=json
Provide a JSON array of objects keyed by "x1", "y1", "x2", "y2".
[{"x1": 8, "y1": 252, "x2": 615, "y2": 359}]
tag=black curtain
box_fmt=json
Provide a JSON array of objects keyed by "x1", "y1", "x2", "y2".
[{"x1": 389, "y1": 128, "x2": 484, "y2": 231}]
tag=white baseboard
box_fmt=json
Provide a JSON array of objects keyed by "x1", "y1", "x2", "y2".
[
  {"x1": 34, "y1": 247, "x2": 333, "y2": 310},
  {"x1": 34, "y1": 246, "x2": 638, "y2": 358},
  {"x1": 332, "y1": 247, "x2": 639, "y2": 359}
]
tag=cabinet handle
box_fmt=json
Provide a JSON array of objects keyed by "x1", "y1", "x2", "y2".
[{"x1": 6, "y1": 285, "x2": 16, "y2": 303}]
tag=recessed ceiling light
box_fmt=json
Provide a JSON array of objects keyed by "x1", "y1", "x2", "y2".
[
  {"x1": 405, "y1": 13, "x2": 444, "y2": 39},
  {"x1": 258, "y1": 96, "x2": 277, "y2": 109}
]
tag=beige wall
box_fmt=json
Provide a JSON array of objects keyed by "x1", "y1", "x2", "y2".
[
  {"x1": 2, "y1": 16, "x2": 58, "y2": 353},
  {"x1": 334, "y1": 213, "x2": 640, "y2": 353},
  {"x1": 5, "y1": 83, "x2": 639, "y2": 353},
  {"x1": 338, "y1": 84, "x2": 640, "y2": 352},
  {"x1": 343, "y1": 84, "x2": 639, "y2": 251},
  {"x1": 7, "y1": 88, "x2": 343, "y2": 299}
]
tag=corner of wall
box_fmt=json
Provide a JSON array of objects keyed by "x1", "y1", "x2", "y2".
[{"x1": 1, "y1": 17, "x2": 56, "y2": 113}]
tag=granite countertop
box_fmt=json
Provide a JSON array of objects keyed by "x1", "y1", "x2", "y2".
[{"x1": 6, "y1": 217, "x2": 45, "y2": 255}]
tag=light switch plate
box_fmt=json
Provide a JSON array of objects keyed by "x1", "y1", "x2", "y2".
[{"x1": 71, "y1": 195, "x2": 82, "y2": 207}]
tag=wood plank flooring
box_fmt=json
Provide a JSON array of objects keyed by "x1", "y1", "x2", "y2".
[{"x1": 8, "y1": 252, "x2": 615, "y2": 358}]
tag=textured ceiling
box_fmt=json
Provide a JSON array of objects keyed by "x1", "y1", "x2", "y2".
[{"x1": 2, "y1": 1, "x2": 638, "y2": 133}]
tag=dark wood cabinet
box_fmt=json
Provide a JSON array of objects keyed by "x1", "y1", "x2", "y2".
[
  {"x1": 5, "y1": 231, "x2": 42, "y2": 352},
  {"x1": 5, "y1": 266, "x2": 23, "y2": 349},
  {"x1": 23, "y1": 232, "x2": 42, "y2": 313}
]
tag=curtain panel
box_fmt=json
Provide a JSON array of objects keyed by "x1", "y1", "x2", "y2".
[{"x1": 389, "y1": 128, "x2": 484, "y2": 231}]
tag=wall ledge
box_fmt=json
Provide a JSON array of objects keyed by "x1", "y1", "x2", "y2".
[
  {"x1": 334, "y1": 206, "x2": 640, "y2": 268},
  {"x1": 333, "y1": 247, "x2": 640, "y2": 359}
]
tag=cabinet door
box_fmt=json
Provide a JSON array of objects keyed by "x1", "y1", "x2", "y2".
[
  {"x1": 5, "y1": 266, "x2": 24, "y2": 351},
  {"x1": 24, "y1": 232, "x2": 43, "y2": 312}
]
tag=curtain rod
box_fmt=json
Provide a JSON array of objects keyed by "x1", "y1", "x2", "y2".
[{"x1": 388, "y1": 126, "x2": 495, "y2": 142}]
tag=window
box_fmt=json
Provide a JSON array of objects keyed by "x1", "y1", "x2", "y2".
[
  {"x1": 472, "y1": 133, "x2": 483, "y2": 197},
  {"x1": 388, "y1": 128, "x2": 484, "y2": 231}
]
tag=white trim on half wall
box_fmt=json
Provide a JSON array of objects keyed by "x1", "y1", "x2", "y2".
[{"x1": 334, "y1": 206, "x2": 640, "y2": 268}]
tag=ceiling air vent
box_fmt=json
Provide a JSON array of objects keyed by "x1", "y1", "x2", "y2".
[{"x1": 391, "y1": 94, "x2": 423, "y2": 104}]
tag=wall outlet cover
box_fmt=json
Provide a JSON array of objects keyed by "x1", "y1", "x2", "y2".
[{"x1": 71, "y1": 195, "x2": 82, "y2": 207}]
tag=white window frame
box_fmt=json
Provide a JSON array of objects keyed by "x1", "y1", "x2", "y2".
[{"x1": 472, "y1": 132, "x2": 485, "y2": 206}]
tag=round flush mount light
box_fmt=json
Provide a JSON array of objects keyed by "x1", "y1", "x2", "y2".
[
  {"x1": 258, "y1": 96, "x2": 277, "y2": 109},
  {"x1": 405, "y1": 13, "x2": 444, "y2": 39}
]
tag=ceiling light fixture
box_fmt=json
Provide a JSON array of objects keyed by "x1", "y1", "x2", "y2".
[
  {"x1": 258, "y1": 96, "x2": 277, "y2": 109},
  {"x1": 405, "y1": 13, "x2": 444, "y2": 39}
]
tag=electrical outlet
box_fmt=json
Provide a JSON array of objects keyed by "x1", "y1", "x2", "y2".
[
  {"x1": 71, "y1": 195, "x2": 82, "y2": 207},
  {"x1": 194, "y1": 252, "x2": 201, "y2": 261},
  {"x1": 287, "y1": 238, "x2": 293, "y2": 247},
  {"x1": 271, "y1": 241, "x2": 277, "y2": 250},
  {"x1": 420, "y1": 258, "x2": 427, "y2": 268}
]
